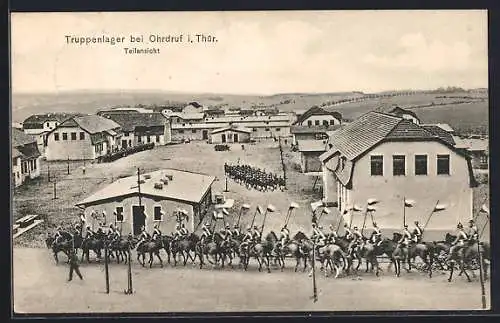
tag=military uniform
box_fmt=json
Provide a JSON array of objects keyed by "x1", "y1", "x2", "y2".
[
  {"x1": 344, "y1": 224, "x2": 353, "y2": 240},
  {"x1": 232, "y1": 225, "x2": 240, "y2": 238},
  {"x1": 243, "y1": 227, "x2": 253, "y2": 243},
  {"x1": 152, "y1": 226, "x2": 162, "y2": 241},
  {"x1": 468, "y1": 220, "x2": 479, "y2": 243},
  {"x1": 85, "y1": 226, "x2": 95, "y2": 240},
  {"x1": 448, "y1": 224, "x2": 468, "y2": 258},
  {"x1": 371, "y1": 223, "x2": 382, "y2": 246},
  {"x1": 54, "y1": 226, "x2": 65, "y2": 244},
  {"x1": 137, "y1": 227, "x2": 150, "y2": 248},
  {"x1": 413, "y1": 222, "x2": 423, "y2": 243},
  {"x1": 279, "y1": 226, "x2": 290, "y2": 248},
  {"x1": 252, "y1": 226, "x2": 261, "y2": 241},
  {"x1": 67, "y1": 250, "x2": 83, "y2": 281},
  {"x1": 201, "y1": 223, "x2": 212, "y2": 243}
]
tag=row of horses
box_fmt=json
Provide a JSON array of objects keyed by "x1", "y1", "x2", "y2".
[
  {"x1": 45, "y1": 229, "x2": 490, "y2": 282},
  {"x1": 224, "y1": 163, "x2": 285, "y2": 192}
]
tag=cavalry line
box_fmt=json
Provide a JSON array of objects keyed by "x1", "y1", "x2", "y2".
[{"x1": 13, "y1": 247, "x2": 489, "y2": 313}]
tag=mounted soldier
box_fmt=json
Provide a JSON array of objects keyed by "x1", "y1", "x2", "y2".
[
  {"x1": 279, "y1": 225, "x2": 290, "y2": 249},
  {"x1": 252, "y1": 225, "x2": 262, "y2": 242},
  {"x1": 84, "y1": 226, "x2": 96, "y2": 240},
  {"x1": 232, "y1": 224, "x2": 241, "y2": 238},
  {"x1": 343, "y1": 223, "x2": 353, "y2": 240},
  {"x1": 242, "y1": 226, "x2": 253, "y2": 243},
  {"x1": 223, "y1": 225, "x2": 233, "y2": 241},
  {"x1": 412, "y1": 221, "x2": 423, "y2": 243},
  {"x1": 152, "y1": 224, "x2": 162, "y2": 241},
  {"x1": 200, "y1": 223, "x2": 212, "y2": 244},
  {"x1": 448, "y1": 223, "x2": 469, "y2": 259},
  {"x1": 468, "y1": 219, "x2": 479, "y2": 243},
  {"x1": 348, "y1": 226, "x2": 363, "y2": 258},
  {"x1": 371, "y1": 222, "x2": 382, "y2": 246},
  {"x1": 180, "y1": 222, "x2": 189, "y2": 237},
  {"x1": 398, "y1": 224, "x2": 412, "y2": 248},
  {"x1": 54, "y1": 225, "x2": 66, "y2": 245},
  {"x1": 327, "y1": 224, "x2": 338, "y2": 243},
  {"x1": 137, "y1": 225, "x2": 150, "y2": 249}
]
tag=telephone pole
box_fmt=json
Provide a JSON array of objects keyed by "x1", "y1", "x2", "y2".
[{"x1": 137, "y1": 167, "x2": 142, "y2": 207}]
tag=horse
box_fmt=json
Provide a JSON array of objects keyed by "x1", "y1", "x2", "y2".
[
  {"x1": 197, "y1": 232, "x2": 228, "y2": 269},
  {"x1": 391, "y1": 233, "x2": 411, "y2": 277},
  {"x1": 108, "y1": 236, "x2": 136, "y2": 264},
  {"x1": 135, "y1": 237, "x2": 164, "y2": 268},
  {"x1": 332, "y1": 235, "x2": 361, "y2": 275},
  {"x1": 407, "y1": 240, "x2": 435, "y2": 278},
  {"x1": 240, "y1": 231, "x2": 277, "y2": 273},
  {"x1": 317, "y1": 243, "x2": 348, "y2": 278},
  {"x1": 161, "y1": 235, "x2": 174, "y2": 264},
  {"x1": 275, "y1": 239, "x2": 302, "y2": 272},
  {"x1": 81, "y1": 236, "x2": 104, "y2": 263},
  {"x1": 170, "y1": 233, "x2": 199, "y2": 266},
  {"x1": 45, "y1": 236, "x2": 72, "y2": 264}
]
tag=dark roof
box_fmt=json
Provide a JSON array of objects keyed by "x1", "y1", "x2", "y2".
[
  {"x1": 12, "y1": 129, "x2": 40, "y2": 159},
  {"x1": 420, "y1": 125, "x2": 456, "y2": 146},
  {"x1": 321, "y1": 112, "x2": 401, "y2": 161},
  {"x1": 12, "y1": 128, "x2": 37, "y2": 146},
  {"x1": 188, "y1": 102, "x2": 203, "y2": 108},
  {"x1": 99, "y1": 112, "x2": 166, "y2": 132},
  {"x1": 388, "y1": 106, "x2": 419, "y2": 120},
  {"x1": 290, "y1": 125, "x2": 342, "y2": 134},
  {"x1": 294, "y1": 106, "x2": 342, "y2": 125},
  {"x1": 57, "y1": 115, "x2": 121, "y2": 134},
  {"x1": 23, "y1": 112, "x2": 82, "y2": 126}
]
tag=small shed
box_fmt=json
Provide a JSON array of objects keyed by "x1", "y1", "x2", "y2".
[
  {"x1": 210, "y1": 125, "x2": 251, "y2": 144},
  {"x1": 297, "y1": 139, "x2": 328, "y2": 173}
]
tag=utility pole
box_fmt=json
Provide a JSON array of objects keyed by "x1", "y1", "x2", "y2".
[
  {"x1": 52, "y1": 181, "x2": 57, "y2": 199},
  {"x1": 104, "y1": 242, "x2": 110, "y2": 294},
  {"x1": 137, "y1": 167, "x2": 142, "y2": 207},
  {"x1": 67, "y1": 156, "x2": 70, "y2": 175},
  {"x1": 47, "y1": 164, "x2": 51, "y2": 182}
]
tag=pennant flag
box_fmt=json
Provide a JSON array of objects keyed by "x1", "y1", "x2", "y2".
[
  {"x1": 321, "y1": 208, "x2": 331, "y2": 215},
  {"x1": 267, "y1": 204, "x2": 276, "y2": 212},
  {"x1": 367, "y1": 205, "x2": 377, "y2": 212},
  {"x1": 352, "y1": 205, "x2": 363, "y2": 212},
  {"x1": 311, "y1": 200, "x2": 323, "y2": 212},
  {"x1": 404, "y1": 199, "x2": 415, "y2": 207},
  {"x1": 242, "y1": 204, "x2": 251, "y2": 210},
  {"x1": 289, "y1": 202, "x2": 300, "y2": 210},
  {"x1": 257, "y1": 205, "x2": 264, "y2": 215},
  {"x1": 480, "y1": 204, "x2": 489, "y2": 214},
  {"x1": 222, "y1": 208, "x2": 230, "y2": 216},
  {"x1": 434, "y1": 204, "x2": 447, "y2": 212},
  {"x1": 367, "y1": 198, "x2": 379, "y2": 206}
]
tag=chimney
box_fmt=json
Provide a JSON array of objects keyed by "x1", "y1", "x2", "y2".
[{"x1": 154, "y1": 182, "x2": 163, "y2": 189}]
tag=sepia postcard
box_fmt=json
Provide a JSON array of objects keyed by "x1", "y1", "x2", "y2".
[{"x1": 10, "y1": 10, "x2": 490, "y2": 314}]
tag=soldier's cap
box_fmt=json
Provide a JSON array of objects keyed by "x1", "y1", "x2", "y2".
[
  {"x1": 353, "y1": 226, "x2": 358, "y2": 229},
  {"x1": 225, "y1": 225, "x2": 230, "y2": 229},
  {"x1": 86, "y1": 226, "x2": 91, "y2": 229},
  {"x1": 468, "y1": 220, "x2": 474, "y2": 223}
]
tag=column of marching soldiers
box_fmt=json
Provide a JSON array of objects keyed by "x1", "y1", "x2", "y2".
[
  {"x1": 47, "y1": 199, "x2": 490, "y2": 281},
  {"x1": 224, "y1": 162, "x2": 285, "y2": 192}
]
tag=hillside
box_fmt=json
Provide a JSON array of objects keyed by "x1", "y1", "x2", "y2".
[{"x1": 11, "y1": 89, "x2": 488, "y2": 135}]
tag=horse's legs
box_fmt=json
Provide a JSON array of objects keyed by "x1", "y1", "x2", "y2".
[
  {"x1": 448, "y1": 261, "x2": 454, "y2": 282},
  {"x1": 156, "y1": 251, "x2": 163, "y2": 268},
  {"x1": 182, "y1": 251, "x2": 188, "y2": 266},
  {"x1": 462, "y1": 261, "x2": 472, "y2": 282}
]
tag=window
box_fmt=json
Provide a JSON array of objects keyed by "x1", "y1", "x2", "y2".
[
  {"x1": 178, "y1": 130, "x2": 184, "y2": 134},
  {"x1": 323, "y1": 120, "x2": 329, "y2": 126},
  {"x1": 138, "y1": 136, "x2": 142, "y2": 142},
  {"x1": 437, "y1": 155, "x2": 450, "y2": 175},
  {"x1": 115, "y1": 207, "x2": 124, "y2": 222},
  {"x1": 276, "y1": 128, "x2": 281, "y2": 131},
  {"x1": 370, "y1": 155, "x2": 383, "y2": 176},
  {"x1": 156, "y1": 135, "x2": 160, "y2": 143},
  {"x1": 33, "y1": 160, "x2": 37, "y2": 170},
  {"x1": 54, "y1": 133, "x2": 59, "y2": 141},
  {"x1": 265, "y1": 128, "x2": 270, "y2": 131},
  {"x1": 307, "y1": 120, "x2": 312, "y2": 127},
  {"x1": 315, "y1": 120, "x2": 320, "y2": 126},
  {"x1": 253, "y1": 128, "x2": 257, "y2": 132},
  {"x1": 46, "y1": 122, "x2": 50, "y2": 127},
  {"x1": 154, "y1": 206, "x2": 163, "y2": 221},
  {"x1": 265, "y1": 121, "x2": 269, "y2": 125},
  {"x1": 330, "y1": 120, "x2": 336, "y2": 125},
  {"x1": 392, "y1": 155, "x2": 406, "y2": 176},
  {"x1": 192, "y1": 129, "x2": 197, "y2": 134},
  {"x1": 79, "y1": 132, "x2": 85, "y2": 140},
  {"x1": 415, "y1": 155, "x2": 428, "y2": 175},
  {"x1": 147, "y1": 136, "x2": 151, "y2": 143},
  {"x1": 71, "y1": 132, "x2": 77, "y2": 140},
  {"x1": 62, "y1": 133, "x2": 68, "y2": 140}
]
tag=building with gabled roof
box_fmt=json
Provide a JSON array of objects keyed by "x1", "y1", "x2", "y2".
[
  {"x1": 320, "y1": 111, "x2": 477, "y2": 235},
  {"x1": 75, "y1": 169, "x2": 215, "y2": 235},
  {"x1": 388, "y1": 106, "x2": 421, "y2": 124},
  {"x1": 98, "y1": 111, "x2": 169, "y2": 148},
  {"x1": 12, "y1": 128, "x2": 42, "y2": 187},
  {"x1": 210, "y1": 125, "x2": 251, "y2": 144},
  {"x1": 45, "y1": 115, "x2": 123, "y2": 161},
  {"x1": 293, "y1": 106, "x2": 342, "y2": 127}
]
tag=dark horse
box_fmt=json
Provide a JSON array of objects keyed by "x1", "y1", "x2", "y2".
[
  {"x1": 45, "y1": 236, "x2": 72, "y2": 264},
  {"x1": 197, "y1": 232, "x2": 231, "y2": 269},
  {"x1": 170, "y1": 233, "x2": 199, "y2": 266},
  {"x1": 136, "y1": 237, "x2": 164, "y2": 268}
]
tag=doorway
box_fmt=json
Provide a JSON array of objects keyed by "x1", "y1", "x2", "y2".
[
  {"x1": 122, "y1": 140, "x2": 128, "y2": 149},
  {"x1": 234, "y1": 133, "x2": 239, "y2": 143},
  {"x1": 221, "y1": 134, "x2": 226, "y2": 143},
  {"x1": 202, "y1": 130, "x2": 208, "y2": 140},
  {"x1": 132, "y1": 205, "x2": 146, "y2": 235}
]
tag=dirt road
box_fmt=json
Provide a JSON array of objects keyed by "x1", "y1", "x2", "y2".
[{"x1": 13, "y1": 248, "x2": 490, "y2": 313}]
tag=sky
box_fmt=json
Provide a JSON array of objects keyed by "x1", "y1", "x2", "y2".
[{"x1": 11, "y1": 10, "x2": 488, "y2": 94}]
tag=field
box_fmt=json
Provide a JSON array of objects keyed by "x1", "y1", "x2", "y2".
[
  {"x1": 13, "y1": 247, "x2": 491, "y2": 313},
  {"x1": 13, "y1": 140, "x2": 489, "y2": 248}
]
